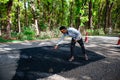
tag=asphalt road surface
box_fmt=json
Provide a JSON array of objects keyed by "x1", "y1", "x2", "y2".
[{"x1": 0, "y1": 36, "x2": 120, "y2": 80}]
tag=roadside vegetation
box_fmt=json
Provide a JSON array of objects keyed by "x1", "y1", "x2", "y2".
[{"x1": 0, "y1": 0, "x2": 120, "y2": 43}]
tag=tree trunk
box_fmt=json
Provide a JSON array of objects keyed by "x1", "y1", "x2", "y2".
[
  {"x1": 24, "y1": 0, "x2": 28, "y2": 27},
  {"x1": 61, "y1": 0, "x2": 64, "y2": 25},
  {"x1": 0, "y1": 11, "x2": 1, "y2": 36},
  {"x1": 98, "y1": 8, "x2": 100, "y2": 29},
  {"x1": 97, "y1": 3, "x2": 103, "y2": 29},
  {"x1": 6, "y1": 0, "x2": 13, "y2": 39},
  {"x1": 98, "y1": 3, "x2": 104, "y2": 29},
  {"x1": 104, "y1": 0, "x2": 109, "y2": 34},
  {"x1": 37, "y1": 0, "x2": 41, "y2": 32},
  {"x1": 17, "y1": 0, "x2": 21, "y2": 33},
  {"x1": 30, "y1": 1, "x2": 40, "y2": 36},
  {"x1": 76, "y1": 17, "x2": 80, "y2": 29},
  {"x1": 104, "y1": 0, "x2": 113, "y2": 34},
  {"x1": 47, "y1": 2, "x2": 51, "y2": 30},
  {"x1": 88, "y1": 0, "x2": 93, "y2": 30},
  {"x1": 35, "y1": 19, "x2": 39, "y2": 36},
  {"x1": 69, "y1": 1, "x2": 73, "y2": 27},
  {"x1": 108, "y1": 2, "x2": 113, "y2": 34},
  {"x1": 0, "y1": 29, "x2": 1, "y2": 36}
]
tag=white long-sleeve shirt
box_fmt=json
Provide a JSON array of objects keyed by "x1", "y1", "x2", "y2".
[{"x1": 56, "y1": 27, "x2": 82, "y2": 45}]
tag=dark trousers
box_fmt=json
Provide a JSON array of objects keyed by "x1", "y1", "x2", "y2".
[{"x1": 70, "y1": 38, "x2": 86, "y2": 57}]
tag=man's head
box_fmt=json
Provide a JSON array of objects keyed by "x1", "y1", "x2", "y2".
[{"x1": 59, "y1": 26, "x2": 67, "y2": 34}]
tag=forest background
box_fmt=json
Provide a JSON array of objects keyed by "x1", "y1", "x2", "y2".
[{"x1": 0, "y1": 0, "x2": 120, "y2": 42}]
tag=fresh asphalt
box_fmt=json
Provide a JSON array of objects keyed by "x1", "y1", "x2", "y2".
[{"x1": 0, "y1": 36, "x2": 120, "y2": 80}]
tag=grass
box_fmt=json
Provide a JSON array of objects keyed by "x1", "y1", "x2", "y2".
[
  {"x1": 0, "y1": 29, "x2": 119, "y2": 43},
  {"x1": 0, "y1": 37, "x2": 12, "y2": 43},
  {"x1": 0, "y1": 29, "x2": 61, "y2": 43}
]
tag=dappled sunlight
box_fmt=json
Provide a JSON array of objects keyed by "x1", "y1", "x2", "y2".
[
  {"x1": 87, "y1": 36, "x2": 118, "y2": 45},
  {"x1": 0, "y1": 44, "x2": 9, "y2": 47},
  {"x1": 39, "y1": 74, "x2": 76, "y2": 80},
  {"x1": 85, "y1": 44, "x2": 97, "y2": 47},
  {"x1": 20, "y1": 42, "x2": 32, "y2": 46},
  {"x1": 38, "y1": 42, "x2": 56, "y2": 46},
  {"x1": 0, "y1": 48, "x2": 16, "y2": 51},
  {"x1": 81, "y1": 75, "x2": 92, "y2": 80},
  {"x1": 101, "y1": 60, "x2": 111, "y2": 64},
  {"x1": 38, "y1": 42, "x2": 46, "y2": 46},
  {"x1": 85, "y1": 37, "x2": 120, "y2": 60},
  {"x1": 8, "y1": 54, "x2": 20, "y2": 59},
  {"x1": 106, "y1": 52, "x2": 120, "y2": 56}
]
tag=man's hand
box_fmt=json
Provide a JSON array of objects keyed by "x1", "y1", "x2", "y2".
[{"x1": 54, "y1": 45, "x2": 58, "y2": 49}]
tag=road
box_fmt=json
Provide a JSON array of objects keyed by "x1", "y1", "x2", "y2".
[{"x1": 0, "y1": 36, "x2": 120, "y2": 80}]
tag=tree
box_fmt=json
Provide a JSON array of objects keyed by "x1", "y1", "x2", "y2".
[
  {"x1": 0, "y1": 0, "x2": 120, "y2": 40},
  {"x1": 104, "y1": 0, "x2": 114, "y2": 34},
  {"x1": 74, "y1": 0, "x2": 88, "y2": 32},
  {"x1": 17, "y1": 0, "x2": 21, "y2": 33},
  {"x1": 97, "y1": 0, "x2": 104, "y2": 29},
  {"x1": 24, "y1": 0, "x2": 28, "y2": 27},
  {"x1": 69, "y1": 0, "x2": 74, "y2": 27},
  {"x1": 88, "y1": 0, "x2": 93, "y2": 30},
  {"x1": 6, "y1": 0, "x2": 13, "y2": 39},
  {"x1": 30, "y1": 0, "x2": 40, "y2": 36}
]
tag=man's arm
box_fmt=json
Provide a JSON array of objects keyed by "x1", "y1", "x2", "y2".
[
  {"x1": 54, "y1": 35, "x2": 65, "y2": 49},
  {"x1": 56, "y1": 35, "x2": 65, "y2": 45}
]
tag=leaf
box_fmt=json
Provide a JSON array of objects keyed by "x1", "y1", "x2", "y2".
[
  {"x1": 92, "y1": 0, "x2": 95, "y2": 3},
  {"x1": 48, "y1": 0, "x2": 53, "y2": 3},
  {"x1": 69, "y1": 0, "x2": 73, "y2": 2},
  {"x1": 0, "y1": 0, "x2": 9, "y2": 3},
  {"x1": 79, "y1": 10, "x2": 84, "y2": 15}
]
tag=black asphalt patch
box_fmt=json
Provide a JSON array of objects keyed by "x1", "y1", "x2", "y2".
[{"x1": 0, "y1": 43, "x2": 105, "y2": 80}]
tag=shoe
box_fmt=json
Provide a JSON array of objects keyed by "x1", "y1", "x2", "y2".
[
  {"x1": 85, "y1": 54, "x2": 88, "y2": 60},
  {"x1": 69, "y1": 56, "x2": 74, "y2": 62}
]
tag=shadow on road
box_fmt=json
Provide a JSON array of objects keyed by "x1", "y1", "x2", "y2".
[{"x1": 0, "y1": 43, "x2": 105, "y2": 80}]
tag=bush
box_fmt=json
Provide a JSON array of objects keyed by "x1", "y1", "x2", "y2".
[
  {"x1": 23, "y1": 26, "x2": 36, "y2": 40},
  {"x1": 0, "y1": 37, "x2": 7, "y2": 42},
  {"x1": 40, "y1": 22, "x2": 48, "y2": 31},
  {"x1": 38, "y1": 28, "x2": 61, "y2": 39},
  {"x1": 10, "y1": 26, "x2": 61, "y2": 41},
  {"x1": 23, "y1": 26, "x2": 35, "y2": 36},
  {"x1": 52, "y1": 28, "x2": 61, "y2": 38},
  {"x1": 0, "y1": 37, "x2": 12, "y2": 42},
  {"x1": 86, "y1": 28, "x2": 105, "y2": 36},
  {"x1": 11, "y1": 26, "x2": 36, "y2": 40}
]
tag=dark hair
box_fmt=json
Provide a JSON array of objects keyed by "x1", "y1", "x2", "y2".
[{"x1": 59, "y1": 26, "x2": 67, "y2": 30}]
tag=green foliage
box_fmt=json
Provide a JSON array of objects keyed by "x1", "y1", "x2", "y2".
[
  {"x1": 22, "y1": 26, "x2": 36, "y2": 40},
  {"x1": 0, "y1": 37, "x2": 7, "y2": 42},
  {"x1": 0, "y1": 37, "x2": 12, "y2": 43},
  {"x1": 0, "y1": 0, "x2": 120, "y2": 43},
  {"x1": 11, "y1": 26, "x2": 36, "y2": 41},
  {"x1": 86, "y1": 28, "x2": 105, "y2": 35},
  {"x1": 40, "y1": 22, "x2": 48, "y2": 31},
  {"x1": 79, "y1": 10, "x2": 84, "y2": 15},
  {"x1": 23, "y1": 27, "x2": 35, "y2": 35},
  {"x1": 10, "y1": 26, "x2": 61, "y2": 41},
  {"x1": 38, "y1": 32, "x2": 51, "y2": 39},
  {"x1": 11, "y1": 32, "x2": 17, "y2": 38},
  {"x1": 53, "y1": 28, "x2": 60, "y2": 38},
  {"x1": 38, "y1": 28, "x2": 61, "y2": 39},
  {"x1": 80, "y1": 16, "x2": 88, "y2": 24},
  {"x1": 0, "y1": 0, "x2": 9, "y2": 3}
]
